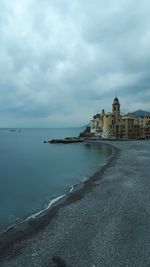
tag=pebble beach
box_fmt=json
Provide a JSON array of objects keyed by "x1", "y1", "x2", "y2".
[{"x1": 1, "y1": 140, "x2": 150, "y2": 267}]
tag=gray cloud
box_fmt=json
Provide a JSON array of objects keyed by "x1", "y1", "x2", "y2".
[{"x1": 0, "y1": 0, "x2": 150, "y2": 127}]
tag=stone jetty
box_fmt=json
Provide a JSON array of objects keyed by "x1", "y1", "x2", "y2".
[{"x1": 45, "y1": 137, "x2": 85, "y2": 144}]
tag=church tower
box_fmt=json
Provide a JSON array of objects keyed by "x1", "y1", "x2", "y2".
[{"x1": 112, "y1": 97, "x2": 120, "y2": 123}]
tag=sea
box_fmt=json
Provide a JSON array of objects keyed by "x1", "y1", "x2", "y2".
[{"x1": 0, "y1": 128, "x2": 112, "y2": 232}]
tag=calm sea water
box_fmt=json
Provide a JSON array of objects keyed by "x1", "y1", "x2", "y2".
[{"x1": 0, "y1": 128, "x2": 111, "y2": 231}]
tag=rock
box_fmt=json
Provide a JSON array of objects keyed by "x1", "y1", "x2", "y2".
[
  {"x1": 47, "y1": 138, "x2": 84, "y2": 144},
  {"x1": 79, "y1": 126, "x2": 95, "y2": 138}
]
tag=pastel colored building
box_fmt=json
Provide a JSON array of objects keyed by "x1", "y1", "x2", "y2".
[
  {"x1": 139, "y1": 115, "x2": 150, "y2": 139},
  {"x1": 90, "y1": 97, "x2": 149, "y2": 140}
]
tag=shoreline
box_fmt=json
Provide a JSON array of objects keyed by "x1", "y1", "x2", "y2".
[
  {"x1": 0, "y1": 141, "x2": 119, "y2": 263},
  {"x1": 1, "y1": 140, "x2": 150, "y2": 266}
]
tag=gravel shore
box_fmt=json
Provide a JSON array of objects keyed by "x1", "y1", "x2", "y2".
[{"x1": 1, "y1": 140, "x2": 150, "y2": 267}]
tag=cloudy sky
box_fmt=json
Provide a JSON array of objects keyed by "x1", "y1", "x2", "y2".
[{"x1": 0, "y1": 0, "x2": 150, "y2": 127}]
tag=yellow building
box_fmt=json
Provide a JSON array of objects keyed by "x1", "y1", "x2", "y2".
[{"x1": 90, "y1": 97, "x2": 148, "y2": 140}]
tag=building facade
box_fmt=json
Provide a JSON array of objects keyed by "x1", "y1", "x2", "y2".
[
  {"x1": 90, "y1": 97, "x2": 150, "y2": 140},
  {"x1": 139, "y1": 115, "x2": 150, "y2": 139}
]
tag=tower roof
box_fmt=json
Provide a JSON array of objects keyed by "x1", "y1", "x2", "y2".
[{"x1": 113, "y1": 97, "x2": 120, "y2": 105}]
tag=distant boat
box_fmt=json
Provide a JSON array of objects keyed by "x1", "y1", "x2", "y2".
[
  {"x1": 9, "y1": 129, "x2": 16, "y2": 132},
  {"x1": 9, "y1": 129, "x2": 22, "y2": 132}
]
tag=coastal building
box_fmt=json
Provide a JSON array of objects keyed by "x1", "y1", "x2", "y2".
[
  {"x1": 90, "y1": 97, "x2": 149, "y2": 140},
  {"x1": 139, "y1": 114, "x2": 150, "y2": 139}
]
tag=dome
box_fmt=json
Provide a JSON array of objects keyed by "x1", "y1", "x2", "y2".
[{"x1": 113, "y1": 97, "x2": 120, "y2": 104}]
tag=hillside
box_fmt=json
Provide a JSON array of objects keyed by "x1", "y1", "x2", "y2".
[{"x1": 132, "y1": 110, "x2": 150, "y2": 116}]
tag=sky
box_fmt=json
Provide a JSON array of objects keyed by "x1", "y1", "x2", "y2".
[{"x1": 0, "y1": 0, "x2": 150, "y2": 127}]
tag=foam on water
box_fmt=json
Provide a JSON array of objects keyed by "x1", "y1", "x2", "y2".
[{"x1": 25, "y1": 194, "x2": 66, "y2": 221}]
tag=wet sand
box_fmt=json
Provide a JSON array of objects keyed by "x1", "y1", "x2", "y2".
[{"x1": 0, "y1": 140, "x2": 150, "y2": 267}]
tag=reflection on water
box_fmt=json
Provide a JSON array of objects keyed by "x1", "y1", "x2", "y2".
[{"x1": 84, "y1": 142, "x2": 112, "y2": 157}]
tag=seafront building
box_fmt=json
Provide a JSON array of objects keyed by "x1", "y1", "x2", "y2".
[{"x1": 90, "y1": 97, "x2": 150, "y2": 140}]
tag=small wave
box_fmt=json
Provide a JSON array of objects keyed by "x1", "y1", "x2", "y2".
[
  {"x1": 68, "y1": 177, "x2": 88, "y2": 194},
  {"x1": 82, "y1": 176, "x2": 88, "y2": 182},
  {"x1": 47, "y1": 195, "x2": 65, "y2": 209},
  {"x1": 69, "y1": 185, "x2": 74, "y2": 193},
  {"x1": 25, "y1": 194, "x2": 65, "y2": 221}
]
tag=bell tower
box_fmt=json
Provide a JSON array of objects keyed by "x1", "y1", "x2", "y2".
[{"x1": 112, "y1": 97, "x2": 120, "y2": 123}]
